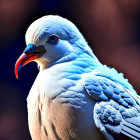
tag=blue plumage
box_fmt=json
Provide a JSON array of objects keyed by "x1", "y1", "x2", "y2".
[{"x1": 85, "y1": 76, "x2": 136, "y2": 107}]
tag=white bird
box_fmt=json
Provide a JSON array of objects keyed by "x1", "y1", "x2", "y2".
[{"x1": 15, "y1": 15, "x2": 140, "y2": 140}]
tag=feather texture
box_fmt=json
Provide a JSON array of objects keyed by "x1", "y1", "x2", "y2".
[{"x1": 18, "y1": 15, "x2": 140, "y2": 140}]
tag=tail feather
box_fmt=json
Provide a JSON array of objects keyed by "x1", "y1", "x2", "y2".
[
  {"x1": 121, "y1": 129, "x2": 138, "y2": 140},
  {"x1": 121, "y1": 119, "x2": 140, "y2": 140}
]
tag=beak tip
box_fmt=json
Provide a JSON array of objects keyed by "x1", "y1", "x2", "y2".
[
  {"x1": 16, "y1": 74, "x2": 18, "y2": 79},
  {"x1": 14, "y1": 51, "x2": 39, "y2": 80},
  {"x1": 15, "y1": 69, "x2": 18, "y2": 79}
]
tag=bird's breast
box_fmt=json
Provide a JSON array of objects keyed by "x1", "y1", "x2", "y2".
[{"x1": 27, "y1": 67, "x2": 103, "y2": 140}]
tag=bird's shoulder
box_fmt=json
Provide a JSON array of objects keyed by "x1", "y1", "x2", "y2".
[{"x1": 85, "y1": 75, "x2": 138, "y2": 106}]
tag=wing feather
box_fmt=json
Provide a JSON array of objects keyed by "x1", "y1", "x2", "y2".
[{"x1": 85, "y1": 75, "x2": 140, "y2": 140}]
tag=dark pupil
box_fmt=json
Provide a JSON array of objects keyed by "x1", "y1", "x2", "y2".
[
  {"x1": 48, "y1": 35, "x2": 58, "y2": 44},
  {"x1": 50, "y1": 36, "x2": 56, "y2": 41}
]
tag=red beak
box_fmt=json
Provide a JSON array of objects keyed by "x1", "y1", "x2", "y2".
[{"x1": 15, "y1": 53, "x2": 39, "y2": 79}]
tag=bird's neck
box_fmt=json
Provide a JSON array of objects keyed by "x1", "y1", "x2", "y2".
[
  {"x1": 37, "y1": 46, "x2": 101, "y2": 71},
  {"x1": 62, "y1": 53, "x2": 101, "y2": 77},
  {"x1": 46, "y1": 53, "x2": 100, "y2": 76}
]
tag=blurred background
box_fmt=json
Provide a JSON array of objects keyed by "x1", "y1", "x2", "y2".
[{"x1": 0, "y1": 0, "x2": 140, "y2": 140}]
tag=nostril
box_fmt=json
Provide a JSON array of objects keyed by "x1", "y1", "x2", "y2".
[{"x1": 34, "y1": 45, "x2": 45, "y2": 53}]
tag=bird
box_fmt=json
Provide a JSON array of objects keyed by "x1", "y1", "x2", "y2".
[{"x1": 15, "y1": 15, "x2": 140, "y2": 140}]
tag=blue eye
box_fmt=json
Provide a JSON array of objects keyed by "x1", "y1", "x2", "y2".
[{"x1": 47, "y1": 34, "x2": 59, "y2": 44}]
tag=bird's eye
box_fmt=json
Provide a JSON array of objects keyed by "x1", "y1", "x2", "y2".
[{"x1": 47, "y1": 34, "x2": 59, "y2": 44}]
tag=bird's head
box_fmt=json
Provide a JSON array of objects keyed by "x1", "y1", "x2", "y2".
[{"x1": 15, "y1": 15, "x2": 93, "y2": 79}]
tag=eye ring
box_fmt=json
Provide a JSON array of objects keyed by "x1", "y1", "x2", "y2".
[{"x1": 47, "y1": 34, "x2": 59, "y2": 44}]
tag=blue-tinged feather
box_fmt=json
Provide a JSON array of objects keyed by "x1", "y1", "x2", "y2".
[
  {"x1": 66, "y1": 74, "x2": 81, "y2": 80},
  {"x1": 112, "y1": 87, "x2": 120, "y2": 95},
  {"x1": 112, "y1": 94, "x2": 121, "y2": 101},
  {"x1": 120, "y1": 92, "x2": 130, "y2": 98},
  {"x1": 119, "y1": 100, "x2": 129, "y2": 107},
  {"x1": 64, "y1": 65, "x2": 84, "y2": 74},
  {"x1": 103, "y1": 87, "x2": 113, "y2": 97},
  {"x1": 98, "y1": 94, "x2": 108, "y2": 100},
  {"x1": 117, "y1": 98, "x2": 124, "y2": 104},
  {"x1": 123, "y1": 97, "x2": 136, "y2": 105}
]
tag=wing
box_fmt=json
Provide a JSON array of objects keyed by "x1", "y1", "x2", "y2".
[{"x1": 85, "y1": 75, "x2": 140, "y2": 140}]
